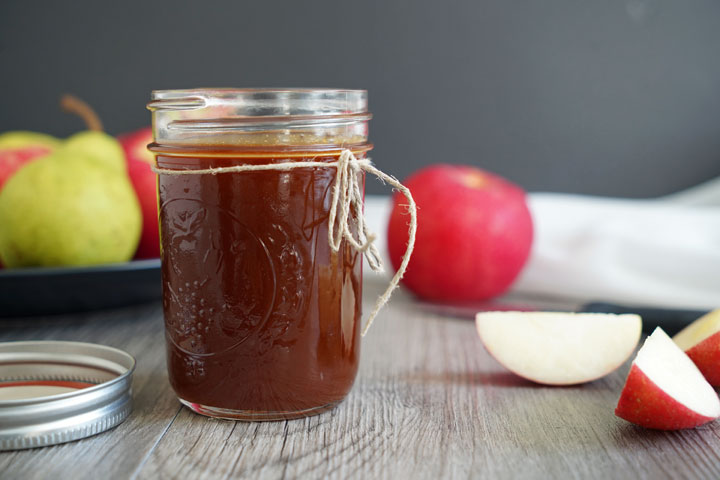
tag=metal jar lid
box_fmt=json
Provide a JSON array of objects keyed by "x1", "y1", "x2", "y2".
[{"x1": 0, "y1": 340, "x2": 135, "y2": 451}]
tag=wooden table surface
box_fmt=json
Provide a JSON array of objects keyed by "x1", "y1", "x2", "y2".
[{"x1": 1, "y1": 279, "x2": 719, "y2": 480}]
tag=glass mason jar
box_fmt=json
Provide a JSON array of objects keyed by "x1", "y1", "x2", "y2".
[{"x1": 147, "y1": 89, "x2": 371, "y2": 421}]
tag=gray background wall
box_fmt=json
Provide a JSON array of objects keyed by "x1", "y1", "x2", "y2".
[{"x1": 2, "y1": 0, "x2": 719, "y2": 197}]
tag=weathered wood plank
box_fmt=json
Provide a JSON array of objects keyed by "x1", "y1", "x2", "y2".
[
  {"x1": 136, "y1": 282, "x2": 720, "y2": 479},
  {"x1": 0, "y1": 303, "x2": 181, "y2": 479},
  {"x1": 2, "y1": 280, "x2": 720, "y2": 480}
]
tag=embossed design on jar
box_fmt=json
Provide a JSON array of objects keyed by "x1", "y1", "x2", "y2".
[
  {"x1": 251, "y1": 172, "x2": 333, "y2": 352},
  {"x1": 182, "y1": 355, "x2": 207, "y2": 381},
  {"x1": 258, "y1": 222, "x2": 311, "y2": 345},
  {"x1": 160, "y1": 198, "x2": 277, "y2": 356}
]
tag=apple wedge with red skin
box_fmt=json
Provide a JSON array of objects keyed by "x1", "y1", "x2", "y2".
[
  {"x1": 673, "y1": 309, "x2": 720, "y2": 387},
  {"x1": 475, "y1": 311, "x2": 642, "y2": 385},
  {"x1": 615, "y1": 327, "x2": 720, "y2": 430}
]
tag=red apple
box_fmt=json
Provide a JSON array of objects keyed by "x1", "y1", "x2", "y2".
[
  {"x1": 117, "y1": 127, "x2": 159, "y2": 258},
  {"x1": 615, "y1": 328, "x2": 720, "y2": 430},
  {"x1": 476, "y1": 311, "x2": 642, "y2": 385},
  {"x1": 0, "y1": 146, "x2": 53, "y2": 190},
  {"x1": 673, "y1": 309, "x2": 720, "y2": 387},
  {"x1": 387, "y1": 165, "x2": 533, "y2": 301}
]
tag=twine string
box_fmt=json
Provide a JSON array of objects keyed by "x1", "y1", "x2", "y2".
[{"x1": 152, "y1": 149, "x2": 417, "y2": 336}]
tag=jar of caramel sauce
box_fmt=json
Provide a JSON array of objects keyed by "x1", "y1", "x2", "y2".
[{"x1": 147, "y1": 89, "x2": 372, "y2": 420}]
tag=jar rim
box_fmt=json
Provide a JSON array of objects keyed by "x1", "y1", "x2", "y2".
[
  {"x1": 148, "y1": 88, "x2": 370, "y2": 145},
  {"x1": 148, "y1": 88, "x2": 368, "y2": 115},
  {"x1": 151, "y1": 87, "x2": 367, "y2": 96}
]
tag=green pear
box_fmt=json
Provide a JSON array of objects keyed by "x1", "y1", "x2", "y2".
[
  {"x1": 0, "y1": 131, "x2": 61, "y2": 150},
  {"x1": 0, "y1": 149, "x2": 142, "y2": 267},
  {"x1": 62, "y1": 131, "x2": 126, "y2": 173}
]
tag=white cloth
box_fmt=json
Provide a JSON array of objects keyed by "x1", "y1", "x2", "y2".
[{"x1": 364, "y1": 177, "x2": 720, "y2": 309}]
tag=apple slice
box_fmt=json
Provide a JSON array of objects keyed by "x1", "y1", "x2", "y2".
[
  {"x1": 673, "y1": 309, "x2": 720, "y2": 386},
  {"x1": 615, "y1": 328, "x2": 720, "y2": 430},
  {"x1": 475, "y1": 311, "x2": 642, "y2": 385}
]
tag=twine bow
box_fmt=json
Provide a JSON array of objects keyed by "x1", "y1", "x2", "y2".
[{"x1": 152, "y1": 149, "x2": 417, "y2": 336}]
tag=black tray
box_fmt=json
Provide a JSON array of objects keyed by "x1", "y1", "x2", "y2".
[{"x1": 0, "y1": 259, "x2": 162, "y2": 317}]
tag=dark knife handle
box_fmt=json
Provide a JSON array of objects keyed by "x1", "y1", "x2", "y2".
[{"x1": 580, "y1": 302, "x2": 708, "y2": 335}]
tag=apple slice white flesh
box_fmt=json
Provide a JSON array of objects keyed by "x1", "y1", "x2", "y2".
[
  {"x1": 615, "y1": 327, "x2": 720, "y2": 430},
  {"x1": 673, "y1": 309, "x2": 720, "y2": 386},
  {"x1": 475, "y1": 311, "x2": 642, "y2": 385}
]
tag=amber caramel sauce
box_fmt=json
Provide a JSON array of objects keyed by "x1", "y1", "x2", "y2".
[{"x1": 153, "y1": 139, "x2": 369, "y2": 415}]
